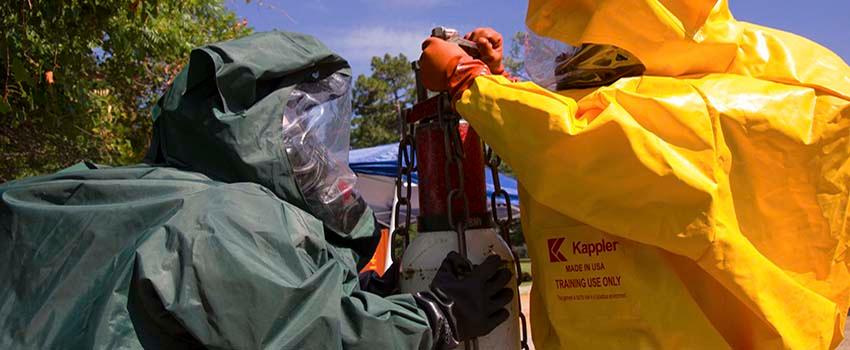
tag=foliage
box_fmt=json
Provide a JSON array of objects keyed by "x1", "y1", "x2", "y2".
[
  {"x1": 504, "y1": 31, "x2": 529, "y2": 81},
  {"x1": 0, "y1": 0, "x2": 251, "y2": 182},
  {"x1": 350, "y1": 53, "x2": 415, "y2": 148},
  {"x1": 350, "y1": 33, "x2": 529, "y2": 150}
]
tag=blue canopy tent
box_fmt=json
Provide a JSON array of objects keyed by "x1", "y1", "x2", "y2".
[{"x1": 349, "y1": 143, "x2": 520, "y2": 228}]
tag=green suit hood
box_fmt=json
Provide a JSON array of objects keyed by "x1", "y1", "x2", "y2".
[{"x1": 146, "y1": 31, "x2": 375, "y2": 248}]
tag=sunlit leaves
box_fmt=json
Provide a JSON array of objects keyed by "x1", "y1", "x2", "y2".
[
  {"x1": 1, "y1": 0, "x2": 251, "y2": 181},
  {"x1": 350, "y1": 53, "x2": 415, "y2": 148}
]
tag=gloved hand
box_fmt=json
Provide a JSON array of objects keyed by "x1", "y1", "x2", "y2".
[
  {"x1": 413, "y1": 252, "x2": 513, "y2": 349},
  {"x1": 464, "y1": 28, "x2": 505, "y2": 75},
  {"x1": 419, "y1": 38, "x2": 490, "y2": 102}
]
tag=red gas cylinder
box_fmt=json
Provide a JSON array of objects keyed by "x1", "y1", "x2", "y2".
[{"x1": 415, "y1": 120, "x2": 488, "y2": 230}]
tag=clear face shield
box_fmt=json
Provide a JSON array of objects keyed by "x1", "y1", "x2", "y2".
[
  {"x1": 282, "y1": 72, "x2": 367, "y2": 235},
  {"x1": 524, "y1": 32, "x2": 646, "y2": 91}
]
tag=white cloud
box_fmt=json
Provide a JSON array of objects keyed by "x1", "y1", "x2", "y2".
[{"x1": 327, "y1": 26, "x2": 431, "y2": 66}]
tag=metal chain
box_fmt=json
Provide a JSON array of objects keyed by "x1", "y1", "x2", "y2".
[
  {"x1": 484, "y1": 145, "x2": 530, "y2": 350},
  {"x1": 437, "y1": 93, "x2": 479, "y2": 350},
  {"x1": 391, "y1": 109, "x2": 416, "y2": 260},
  {"x1": 438, "y1": 93, "x2": 470, "y2": 257},
  {"x1": 396, "y1": 92, "x2": 525, "y2": 349}
]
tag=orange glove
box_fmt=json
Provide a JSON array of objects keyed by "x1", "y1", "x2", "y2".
[
  {"x1": 464, "y1": 28, "x2": 505, "y2": 75},
  {"x1": 420, "y1": 37, "x2": 490, "y2": 102}
]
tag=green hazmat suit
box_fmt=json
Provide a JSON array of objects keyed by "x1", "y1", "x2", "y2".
[{"x1": 0, "y1": 32, "x2": 434, "y2": 349}]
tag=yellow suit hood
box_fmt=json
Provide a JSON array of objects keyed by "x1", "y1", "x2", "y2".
[{"x1": 526, "y1": 0, "x2": 850, "y2": 98}]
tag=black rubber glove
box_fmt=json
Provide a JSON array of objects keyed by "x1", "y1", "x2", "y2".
[
  {"x1": 413, "y1": 252, "x2": 513, "y2": 349},
  {"x1": 358, "y1": 263, "x2": 400, "y2": 297}
]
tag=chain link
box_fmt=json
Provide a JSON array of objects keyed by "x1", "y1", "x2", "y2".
[
  {"x1": 438, "y1": 93, "x2": 471, "y2": 258},
  {"x1": 391, "y1": 109, "x2": 416, "y2": 261},
  {"x1": 394, "y1": 92, "x2": 527, "y2": 349},
  {"x1": 437, "y1": 93, "x2": 479, "y2": 350},
  {"x1": 484, "y1": 145, "x2": 530, "y2": 350}
]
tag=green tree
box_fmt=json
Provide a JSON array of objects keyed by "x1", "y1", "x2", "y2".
[
  {"x1": 0, "y1": 0, "x2": 251, "y2": 182},
  {"x1": 349, "y1": 33, "x2": 531, "y2": 149},
  {"x1": 504, "y1": 31, "x2": 529, "y2": 81},
  {"x1": 350, "y1": 53, "x2": 415, "y2": 148}
]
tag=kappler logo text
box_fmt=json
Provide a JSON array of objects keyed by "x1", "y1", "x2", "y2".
[{"x1": 547, "y1": 237, "x2": 568, "y2": 262}]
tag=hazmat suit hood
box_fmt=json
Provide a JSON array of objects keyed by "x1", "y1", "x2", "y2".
[
  {"x1": 525, "y1": 0, "x2": 850, "y2": 98},
  {"x1": 146, "y1": 31, "x2": 379, "y2": 261}
]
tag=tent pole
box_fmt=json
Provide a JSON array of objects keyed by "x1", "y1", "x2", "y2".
[{"x1": 386, "y1": 186, "x2": 399, "y2": 272}]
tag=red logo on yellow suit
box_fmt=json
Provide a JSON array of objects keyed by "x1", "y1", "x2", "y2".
[{"x1": 547, "y1": 238, "x2": 568, "y2": 262}]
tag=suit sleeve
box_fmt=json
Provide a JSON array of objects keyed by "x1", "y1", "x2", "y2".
[
  {"x1": 131, "y1": 184, "x2": 435, "y2": 350},
  {"x1": 455, "y1": 75, "x2": 718, "y2": 259}
]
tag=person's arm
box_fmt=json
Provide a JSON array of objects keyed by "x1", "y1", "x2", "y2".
[
  {"x1": 419, "y1": 29, "x2": 717, "y2": 258},
  {"x1": 455, "y1": 75, "x2": 716, "y2": 259},
  {"x1": 131, "y1": 184, "x2": 512, "y2": 349},
  {"x1": 130, "y1": 186, "x2": 436, "y2": 349}
]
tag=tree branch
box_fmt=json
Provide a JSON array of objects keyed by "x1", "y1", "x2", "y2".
[{"x1": 3, "y1": 46, "x2": 9, "y2": 100}]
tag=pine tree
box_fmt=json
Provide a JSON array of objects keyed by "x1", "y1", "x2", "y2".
[{"x1": 350, "y1": 53, "x2": 415, "y2": 148}]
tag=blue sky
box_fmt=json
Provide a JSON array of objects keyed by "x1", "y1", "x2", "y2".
[{"x1": 226, "y1": 0, "x2": 850, "y2": 78}]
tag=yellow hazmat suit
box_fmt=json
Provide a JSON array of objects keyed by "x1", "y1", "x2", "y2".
[{"x1": 455, "y1": 1, "x2": 850, "y2": 349}]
